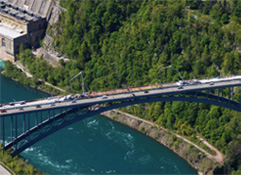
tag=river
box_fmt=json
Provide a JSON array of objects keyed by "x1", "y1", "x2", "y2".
[{"x1": 0, "y1": 64, "x2": 197, "y2": 175}]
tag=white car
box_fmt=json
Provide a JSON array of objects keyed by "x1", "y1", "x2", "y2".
[{"x1": 101, "y1": 95, "x2": 108, "y2": 99}]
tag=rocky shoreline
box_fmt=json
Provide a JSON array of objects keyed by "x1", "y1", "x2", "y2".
[{"x1": 101, "y1": 110, "x2": 220, "y2": 175}]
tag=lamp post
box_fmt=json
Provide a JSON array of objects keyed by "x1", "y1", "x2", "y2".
[
  {"x1": 70, "y1": 71, "x2": 85, "y2": 95},
  {"x1": 159, "y1": 65, "x2": 183, "y2": 84}
]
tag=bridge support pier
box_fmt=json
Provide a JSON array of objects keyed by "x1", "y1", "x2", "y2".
[
  {"x1": 231, "y1": 87, "x2": 234, "y2": 100},
  {"x1": 23, "y1": 114, "x2": 25, "y2": 134},
  {"x1": 1, "y1": 117, "x2": 5, "y2": 148},
  {"x1": 28, "y1": 113, "x2": 30, "y2": 133},
  {"x1": 15, "y1": 115, "x2": 18, "y2": 150},
  {"x1": 35, "y1": 112, "x2": 38, "y2": 132},
  {"x1": 11, "y1": 116, "x2": 13, "y2": 142},
  {"x1": 228, "y1": 87, "x2": 234, "y2": 103},
  {"x1": 220, "y1": 88, "x2": 222, "y2": 97}
]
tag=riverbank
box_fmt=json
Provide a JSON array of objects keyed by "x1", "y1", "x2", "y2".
[
  {"x1": 101, "y1": 110, "x2": 223, "y2": 174},
  {"x1": 0, "y1": 143, "x2": 44, "y2": 175},
  {"x1": 1, "y1": 69, "x2": 64, "y2": 97},
  {"x1": 0, "y1": 70, "x2": 53, "y2": 96}
]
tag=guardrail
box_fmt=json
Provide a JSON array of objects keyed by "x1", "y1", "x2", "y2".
[{"x1": 0, "y1": 76, "x2": 241, "y2": 113}]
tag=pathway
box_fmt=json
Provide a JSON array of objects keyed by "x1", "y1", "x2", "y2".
[
  {"x1": 0, "y1": 162, "x2": 11, "y2": 175},
  {"x1": 111, "y1": 109, "x2": 224, "y2": 165},
  {"x1": 12, "y1": 61, "x2": 66, "y2": 93},
  {"x1": 13, "y1": 60, "x2": 32, "y2": 78}
]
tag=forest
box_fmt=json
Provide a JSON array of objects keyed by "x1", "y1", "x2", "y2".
[{"x1": 4, "y1": 0, "x2": 241, "y2": 174}]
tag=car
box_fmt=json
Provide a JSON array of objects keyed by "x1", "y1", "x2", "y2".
[
  {"x1": 193, "y1": 80, "x2": 201, "y2": 84},
  {"x1": 209, "y1": 82, "x2": 214, "y2": 85},
  {"x1": 9, "y1": 102, "x2": 15, "y2": 106},
  {"x1": 0, "y1": 104, "x2": 2, "y2": 107},
  {"x1": 71, "y1": 100, "x2": 76, "y2": 103},
  {"x1": 50, "y1": 103, "x2": 55, "y2": 106},
  {"x1": 66, "y1": 95, "x2": 73, "y2": 100},
  {"x1": 74, "y1": 94, "x2": 80, "y2": 99},
  {"x1": 19, "y1": 107, "x2": 24, "y2": 111},
  {"x1": 144, "y1": 90, "x2": 149, "y2": 93},
  {"x1": 54, "y1": 99, "x2": 60, "y2": 103},
  {"x1": 0, "y1": 109, "x2": 6, "y2": 113},
  {"x1": 36, "y1": 105, "x2": 41, "y2": 108},
  {"x1": 178, "y1": 86, "x2": 183, "y2": 89},
  {"x1": 20, "y1": 101, "x2": 26, "y2": 105},
  {"x1": 101, "y1": 95, "x2": 108, "y2": 99}
]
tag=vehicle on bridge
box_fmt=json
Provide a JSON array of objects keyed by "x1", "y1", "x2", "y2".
[
  {"x1": 0, "y1": 75, "x2": 241, "y2": 113},
  {"x1": 1, "y1": 109, "x2": 6, "y2": 113},
  {"x1": 9, "y1": 102, "x2": 15, "y2": 106}
]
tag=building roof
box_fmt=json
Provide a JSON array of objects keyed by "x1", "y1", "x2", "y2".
[
  {"x1": 1, "y1": 0, "x2": 53, "y2": 20},
  {"x1": 0, "y1": 2, "x2": 41, "y2": 23},
  {"x1": 0, "y1": 25, "x2": 26, "y2": 39}
]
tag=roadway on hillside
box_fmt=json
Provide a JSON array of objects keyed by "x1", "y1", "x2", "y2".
[{"x1": 0, "y1": 162, "x2": 11, "y2": 175}]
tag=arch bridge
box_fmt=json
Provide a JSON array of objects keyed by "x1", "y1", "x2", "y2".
[{"x1": 0, "y1": 77, "x2": 241, "y2": 156}]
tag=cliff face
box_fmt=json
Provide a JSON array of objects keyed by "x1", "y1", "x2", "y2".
[{"x1": 101, "y1": 110, "x2": 220, "y2": 175}]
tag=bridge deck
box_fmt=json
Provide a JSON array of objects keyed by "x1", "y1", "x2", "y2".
[{"x1": 0, "y1": 79, "x2": 241, "y2": 116}]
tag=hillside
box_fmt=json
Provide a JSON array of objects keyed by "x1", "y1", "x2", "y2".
[{"x1": 6, "y1": 0, "x2": 240, "y2": 174}]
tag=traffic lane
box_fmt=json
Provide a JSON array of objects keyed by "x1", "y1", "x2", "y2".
[
  {"x1": 0, "y1": 80, "x2": 240, "y2": 116},
  {"x1": 0, "y1": 80, "x2": 241, "y2": 115}
]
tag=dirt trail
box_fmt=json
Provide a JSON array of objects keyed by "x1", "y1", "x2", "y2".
[
  {"x1": 37, "y1": 78, "x2": 66, "y2": 92},
  {"x1": 111, "y1": 109, "x2": 224, "y2": 165},
  {"x1": 12, "y1": 61, "x2": 66, "y2": 93},
  {"x1": 13, "y1": 61, "x2": 33, "y2": 78}
]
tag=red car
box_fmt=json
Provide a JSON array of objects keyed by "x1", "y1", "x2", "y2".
[
  {"x1": 1, "y1": 109, "x2": 6, "y2": 113},
  {"x1": 20, "y1": 101, "x2": 26, "y2": 105}
]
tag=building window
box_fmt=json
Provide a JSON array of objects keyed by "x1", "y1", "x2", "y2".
[{"x1": 2, "y1": 38, "x2": 6, "y2": 47}]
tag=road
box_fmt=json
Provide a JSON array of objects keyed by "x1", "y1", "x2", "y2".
[
  {"x1": 0, "y1": 162, "x2": 11, "y2": 175},
  {"x1": 0, "y1": 79, "x2": 240, "y2": 116}
]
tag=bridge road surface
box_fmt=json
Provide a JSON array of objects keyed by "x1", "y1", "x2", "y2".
[{"x1": 0, "y1": 79, "x2": 241, "y2": 116}]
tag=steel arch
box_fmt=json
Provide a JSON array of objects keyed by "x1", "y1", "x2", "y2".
[{"x1": 6, "y1": 93, "x2": 240, "y2": 156}]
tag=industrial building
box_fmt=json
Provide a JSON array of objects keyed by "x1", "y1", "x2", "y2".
[{"x1": 0, "y1": 0, "x2": 53, "y2": 61}]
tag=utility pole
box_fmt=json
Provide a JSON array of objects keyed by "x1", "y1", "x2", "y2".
[
  {"x1": 70, "y1": 72, "x2": 85, "y2": 95},
  {"x1": 159, "y1": 65, "x2": 183, "y2": 83}
]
